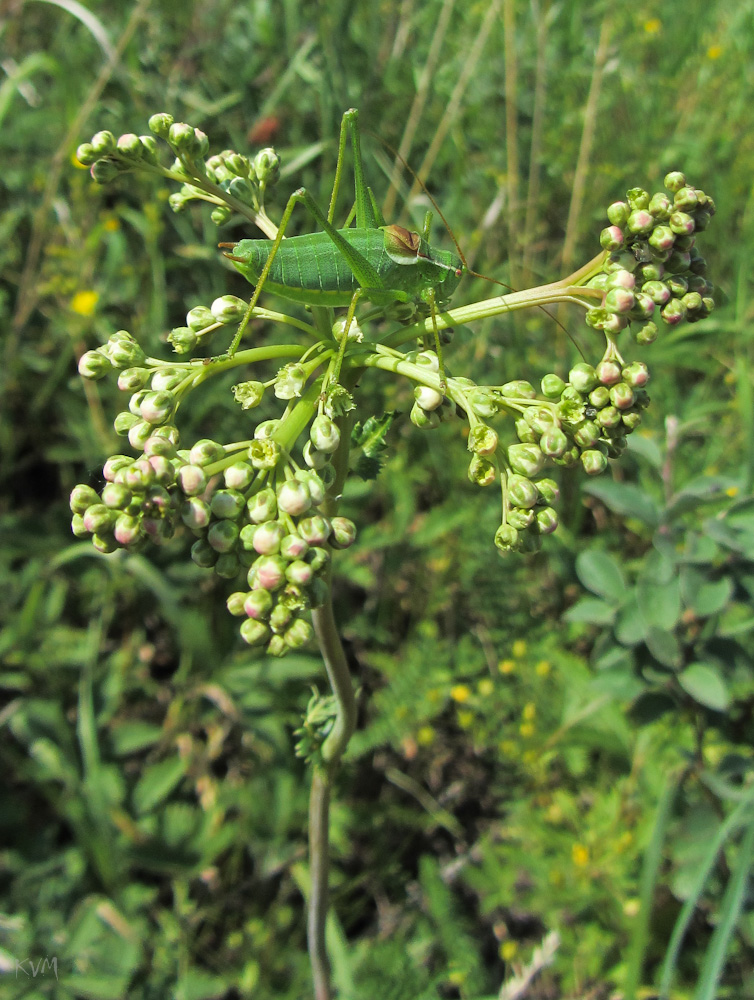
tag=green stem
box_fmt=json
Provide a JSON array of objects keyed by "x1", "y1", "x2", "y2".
[
  {"x1": 307, "y1": 404, "x2": 357, "y2": 1000},
  {"x1": 381, "y1": 254, "x2": 606, "y2": 350}
]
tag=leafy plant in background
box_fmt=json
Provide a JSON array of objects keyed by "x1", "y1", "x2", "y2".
[{"x1": 66, "y1": 104, "x2": 718, "y2": 999}]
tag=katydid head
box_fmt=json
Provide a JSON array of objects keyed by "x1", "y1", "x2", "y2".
[{"x1": 382, "y1": 224, "x2": 464, "y2": 298}]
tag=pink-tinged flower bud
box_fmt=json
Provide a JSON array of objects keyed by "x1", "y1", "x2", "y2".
[
  {"x1": 140, "y1": 390, "x2": 174, "y2": 425},
  {"x1": 285, "y1": 618, "x2": 313, "y2": 649},
  {"x1": 329, "y1": 517, "x2": 357, "y2": 549},
  {"x1": 310, "y1": 415, "x2": 340, "y2": 453},
  {"x1": 189, "y1": 439, "x2": 225, "y2": 467},
  {"x1": 92, "y1": 532, "x2": 118, "y2": 554},
  {"x1": 507, "y1": 444, "x2": 545, "y2": 478},
  {"x1": 622, "y1": 362, "x2": 649, "y2": 388},
  {"x1": 537, "y1": 478, "x2": 560, "y2": 505},
  {"x1": 568, "y1": 363, "x2": 598, "y2": 393},
  {"x1": 208, "y1": 521, "x2": 239, "y2": 553},
  {"x1": 306, "y1": 547, "x2": 330, "y2": 573},
  {"x1": 83, "y1": 504, "x2": 117, "y2": 534},
  {"x1": 536, "y1": 507, "x2": 559, "y2": 535},
  {"x1": 70, "y1": 484, "x2": 101, "y2": 514},
  {"x1": 303, "y1": 440, "x2": 328, "y2": 469},
  {"x1": 224, "y1": 461, "x2": 254, "y2": 491},
  {"x1": 414, "y1": 385, "x2": 444, "y2": 412},
  {"x1": 295, "y1": 470, "x2": 326, "y2": 507},
  {"x1": 227, "y1": 592, "x2": 247, "y2": 617},
  {"x1": 609, "y1": 383, "x2": 635, "y2": 410},
  {"x1": 626, "y1": 210, "x2": 654, "y2": 235},
  {"x1": 573, "y1": 420, "x2": 601, "y2": 448},
  {"x1": 599, "y1": 226, "x2": 624, "y2": 251},
  {"x1": 281, "y1": 534, "x2": 309, "y2": 559},
  {"x1": 581, "y1": 449, "x2": 609, "y2": 475},
  {"x1": 244, "y1": 589, "x2": 273, "y2": 620},
  {"x1": 181, "y1": 497, "x2": 211, "y2": 531},
  {"x1": 128, "y1": 420, "x2": 153, "y2": 451},
  {"x1": 240, "y1": 619, "x2": 270, "y2": 646},
  {"x1": 78, "y1": 350, "x2": 112, "y2": 380},
  {"x1": 253, "y1": 521, "x2": 285, "y2": 555},
  {"x1": 596, "y1": 361, "x2": 622, "y2": 386},
  {"x1": 114, "y1": 513, "x2": 141, "y2": 545},
  {"x1": 123, "y1": 458, "x2": 156, "y2": 491},
  {"x1": 118, "y1": 367, "x2": 150, "y2": 391},
  {"x1": 606, "y1": 201, "x2": 629, "y2": 226},
  {"x1": 177, "y1": 464, "x2": 208, "y2": 497},
  {"x1": 247, "y1": 488, "x2": 277, "y2": 523},
  {"x1": 277, "y1": 480, "x2": 312, "y2": 516},
  {"x1": 211, "y1": 489, "x2": 245, "y2": 520},
  {"x1": 191, "y1": 538, "x2": 218, "y2": 568},
  {"x1": 508, "y1": 475, "x2": 538, "y2": 509},
  {"x1": 298, "y1": 516, "x2": 332, "y2": 546},
  {"x1": 539, "y1": 427, "x2": 568, "y2": 458},
  {"x1": 269, "y1": 604, "x2": 293, "y2": 633},
  {"x1": 604, "y1": 287, "x2": 635, "y2": 315},
  {"x1": 254, "y1": 555, "x2": 288, "y2": 591},
  {"x1": 101, "y1": 482, "x2": 132, "y2": 509},
  {"x1": 143, "y1": 435, "x2": 176, "y2": 459},
  {"x1": 285, "y1": 560, "x2": 313, "y2": 586},
  {"x1": 606, "y1": 269, "x2": 636, "y2": 291},
  {"x1": 661, "y1": 299, "x2": 686, "y2": 326}
]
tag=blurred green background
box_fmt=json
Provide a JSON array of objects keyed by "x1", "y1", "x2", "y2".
[{"x1": 2, "y1": 1, "x2": 754, "y2": 997}]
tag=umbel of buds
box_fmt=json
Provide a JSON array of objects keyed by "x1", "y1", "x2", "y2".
[{"x1": 590, "y1": 172, "x2": 715, "y2": 345}]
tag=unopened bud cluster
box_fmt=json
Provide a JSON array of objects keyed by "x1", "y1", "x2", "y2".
[
  {"x1": 72, "y1": 347, "x2": 356, "y2": 654},
  {"x1": 590, "y1": 172, "x2": 715, "y2": 344},
  {"x1": 76, "y1": 113, "x2": 280, "y2": 222},
  {"x1": 456, "y1": 355, "x2": 650, "y2": 553}
]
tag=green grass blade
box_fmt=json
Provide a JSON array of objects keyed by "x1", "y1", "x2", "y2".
[
  {"x1": 693, "y1": 814, "x2": 754, "y2": 1000},
  {"x1": 658, "y1": 789, "x2": 754, "y2": 998},
  {"x1": 623, "y1": 775, "x2": 679, "y2": 1000}
]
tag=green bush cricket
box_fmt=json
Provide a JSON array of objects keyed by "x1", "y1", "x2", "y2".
[{"x1": 219, "y1": 108, "x2": 465, "y2": 387}]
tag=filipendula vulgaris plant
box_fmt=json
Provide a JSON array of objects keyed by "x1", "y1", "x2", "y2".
[{"x1": 72, "y1": 111, "x2": 715, "y2": 999}]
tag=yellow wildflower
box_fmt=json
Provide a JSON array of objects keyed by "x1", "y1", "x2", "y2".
[
  {"x1": 498, "y1": 659, "x2": 515, "y2": 675},
  {"x1": 500, "y1": 941, "x2": 518, "y2": 961},
  {"x1": 70, "y1": 290, "x2": 99, "y2": 316},
  {"x1": 450, "y1": 684, "x2": 471, "y2": 703},
  {"x1": 522, "y1": 701, "x2": 536, "y2": 721},
  {"x1": 512, "y1": 639, "x2": 527, "y2": 658},
  {"x1": 572, "y1": 843, "x2": 590, "y2": 867},
  {"x1": 104, "y1": 217, "x2": 121, "y2": 232},
  {"x1": 519, "y1": 722, "x2": 535, "y2": 738},
  {"x1": 707, "y1": 44, "x2": 722, "y2": 59},
  {"x1": 478, "y1": 678, "x2": 494, "y2": 697},
  {"x1": 416, "y1": 725, "x2": 435, "y2": 747},
  {"x1": 644, "y1": 18, "x2": 661, "y2": 33},
  {"x1": 535, "y1": 660, "x2": 551, "y2": 676}
]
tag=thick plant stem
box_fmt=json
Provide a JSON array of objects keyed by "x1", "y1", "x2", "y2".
[
  {"x1": 308, "y1": 765, "x2": 333, "y2": 1000},
  {"x1": 306, "y1": 409, "x2": 358, "y2": 1000}
]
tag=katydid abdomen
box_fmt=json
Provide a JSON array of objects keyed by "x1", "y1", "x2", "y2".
[{"x1": 227, "y1": 228, "x2": 463, "y2": 308}]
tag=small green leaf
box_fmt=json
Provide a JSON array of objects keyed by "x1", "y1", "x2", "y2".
[
  {"x1": 133, "y1": 755, "x2": 187, "y2": 814},
  {"x1": 564, "y1": 597, "x2": 616, "y2": 625},
  {"x1": 582, "y1": 480, "x2": 660, "y2": 528},
  {"x1": 111, "y1": 722, "x2": 163, "y2": 756},
  {"x1": 678, "y1": 663, "x2": 730, "y2": 711},
  {"x1": 646, "y1": 626, "x2": 682, "y2": 669},
  {"x1": 615, "y1": 597, "x2": 647, "y2": 646},
  {"x1": 575, "y1": 550, "x2": 626, "y2": 603},
  {"x1": 637, "y1": 575, "x2": 681, "y2": 630},
  {"x1": 681, "y1": 568, "x2": 733, "y2": 618}
]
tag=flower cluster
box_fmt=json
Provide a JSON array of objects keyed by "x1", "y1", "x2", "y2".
[
  {"x1": 71, "y1": 330, "x2": 356, "y2": 655},
  {"x1": 75, "y1": 113, "x2": 280, "y2": 225},
  {"x1": 449, "y1": 352, "x2": 650, "y2": 553},
  {"x1": 591, "y1": 171, "x2": 715, "y2": 344}
]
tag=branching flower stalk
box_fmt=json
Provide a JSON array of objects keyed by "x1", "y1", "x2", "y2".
[{"x1": 71, "y1": 112, "x2": 716, "y2": 999}]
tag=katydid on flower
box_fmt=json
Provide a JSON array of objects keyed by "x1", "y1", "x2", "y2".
[{"x1": 219, "y1": 108, "x2": 464, "y2": 388}]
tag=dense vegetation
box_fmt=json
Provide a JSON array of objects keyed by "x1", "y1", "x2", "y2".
[{"x1": 1, "y1": 2, "x2": 753, "y2": 998}]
